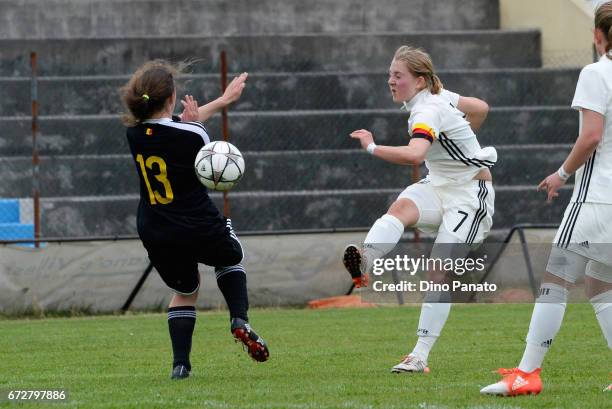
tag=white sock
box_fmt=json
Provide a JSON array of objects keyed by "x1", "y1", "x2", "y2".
[
  {"x1": 362, "y1": 214, "x2": 404, "y2": 273},
  {"x1": 591, "y1": 290, "x2": 612, "y2": 349},
  {"x1": 518, "y1": 343, "x2": 548, "y2": 373},
  {"x1": 411, "y1": 337, "x2": 436, "y2": 362},
  {"x1": 411, "y1": 302, "x2": 451, "y2": 362},
  {"x1": 519, "y1": 283, "x2": 568, "y2": 372}
]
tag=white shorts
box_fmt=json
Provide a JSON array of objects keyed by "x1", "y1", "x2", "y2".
[
  {"x1": 547, "y1": 246, "x2": 612, "y2": 284},
  {"x1": 397, "y1": 178, "x2": 495, "y2": 245},
  {"x1": 548, "y1": 202, "x2": 612, "y2": 281}
]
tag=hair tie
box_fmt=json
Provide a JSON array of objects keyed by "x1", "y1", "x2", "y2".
[{"x1": 142, "y1": 94, "x2": 150, "y2": 101}]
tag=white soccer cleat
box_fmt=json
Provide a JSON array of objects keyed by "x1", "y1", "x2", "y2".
[
  {"x1": 391, "y1": 354, "x2": 430, "y2": 373},
  {"x1": 480, "y1": 381, "x2": 510, "y2": 395}
]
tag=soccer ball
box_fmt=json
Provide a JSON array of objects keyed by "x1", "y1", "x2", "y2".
[{"x1": 194, "y1": 141, "x2": 245, "y2": 191}]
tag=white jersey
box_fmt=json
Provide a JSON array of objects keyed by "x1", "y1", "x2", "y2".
[
  {"x1": 402, "y1": 89, "x2": 497, "y2": 187},
  {"x1": 569, "y1": 55, "x2": 612, "y2": 204}
]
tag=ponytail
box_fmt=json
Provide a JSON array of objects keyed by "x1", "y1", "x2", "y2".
[{"x1": 430, "y1": 73, "x2": 443, "y2": 94}]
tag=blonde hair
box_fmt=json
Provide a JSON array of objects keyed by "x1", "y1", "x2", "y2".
[
  {"x1": 393, "y1": 46, "x2": 443, "y2": 94},
  {"x1": 595, "y1": 1, "x2": 612, "y2": 59}
]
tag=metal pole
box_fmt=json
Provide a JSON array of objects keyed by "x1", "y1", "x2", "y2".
[
  {"x1": 412, "y1": 164, "x2": 420, "y2": 243},
  {"x1": 518, "y1": 228, "x2": 538, "y2": 298},
  {"x1": 31, "y1": 52, "x2": 40, "y2": 248},
  {"x1": 220, "y1": 50, "x2": 230, "y2": 217},
  {"x1": 120, "y1": 262, "x2": 154, "y2": 313}
]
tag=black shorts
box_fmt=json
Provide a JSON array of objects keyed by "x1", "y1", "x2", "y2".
[{"x1": 143, "y1": 219, "x2": 244, "y2": 294}]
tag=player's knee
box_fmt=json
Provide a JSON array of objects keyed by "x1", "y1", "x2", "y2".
[
  {"x1": 585, "y1": 276, "x2": 612, "y2": 299},
  {"x1": 542, "y1": 270, "x2": 575, "y2": 288},
  {"x1": 585, "y1": 264, "x2": 612, "y2": 298},
  {"x1": 227, "y1": 250, "x2": 243, "y2": 267},
  {"x1": 545, "y1": 247, "x2": 585, "y2": 285},
  {"x1": 214, "y1": 245, "x2": 243, "y2": 267},
  {"x1": 590, "y1": 290, "x2": 612, "y2": 311},
  {"x1": 387, "y1": 200, "x2": 418, "y2": 227},
  {"x1": 170, "y1": 289, "x2": 199, "y2": 307}
]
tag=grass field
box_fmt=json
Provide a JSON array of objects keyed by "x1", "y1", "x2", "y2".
[{"x1": 1, "y1": 304, "x2": 610, "y2": 409}]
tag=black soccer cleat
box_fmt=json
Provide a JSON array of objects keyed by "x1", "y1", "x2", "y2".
[
  {"x1": 343, "y1": 244, "x2": 368, "y2": 287},
  {"x1": 171, "y1": 364, "x2": 190, "y2": 380},
  {"x1": 231, "y1": 318, "x2": 270, "y2": 362}
]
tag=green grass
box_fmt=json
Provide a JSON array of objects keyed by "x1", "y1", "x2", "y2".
[{"x1": 1, "y1": 304, "x2": 610, "y2": 409}]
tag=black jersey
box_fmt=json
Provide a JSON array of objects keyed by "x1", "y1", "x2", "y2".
[{"x1": 126, "y1": 116, "x2": 226, "y2": 243}]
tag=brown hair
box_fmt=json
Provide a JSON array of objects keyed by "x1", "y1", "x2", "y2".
[
  {"x1": 393, "y1": 46, "x2": 443, "y2": 94},
  {"x1": 120, "y1": 60, "x2": 180, "y2": 126},
  {"x1": 596, "y1": 1, "x2": 612, "y2": 59}
]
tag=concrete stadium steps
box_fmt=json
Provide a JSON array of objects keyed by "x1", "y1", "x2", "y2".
[
  {"x1": 37, "y1": 188, "x2": 572, "y2": 237},
  {"x1": 0, "y1": 108, "x2": 578, "y2": 156},
  {"x1": 0, "y1": 30, "x2": 541, "y2": 76},
  {"x1": 3, "y1": 69, "x2": 580, "y2": 116},
  {"x1": 0, "y1": 0, "x2": 500, "y2": 38},
  {"x1": 0, "y1": 0, "x2": 570, "y2": 238},
  {"x1": 2, "y1": 145, "x2": 571, "y2": 198}
]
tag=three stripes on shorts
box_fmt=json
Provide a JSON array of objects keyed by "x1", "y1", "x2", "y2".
[{"x1": 557, "y1": 153, "x2": 596, "y2": 248}]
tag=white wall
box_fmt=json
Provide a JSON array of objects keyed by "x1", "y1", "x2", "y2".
[{"x1": 500, "y1": 0, "x2": 597, "y2": 67}]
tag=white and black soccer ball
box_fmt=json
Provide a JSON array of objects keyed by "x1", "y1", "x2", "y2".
[{"x1": 194, "y1": 141, "x2": 245, "y2": 191}]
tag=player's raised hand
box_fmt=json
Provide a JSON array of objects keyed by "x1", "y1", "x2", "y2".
[
  {"x1": 222, "y1": 72, "x2": 248, "y2": 105},
  {"x1": 179, "y1": 94, "x2": 199, "y2": 122},
  {"x1": 350, "y1": 129, "x2": 374, "y2": 151},
  {"x1": 537, "y1": 172, "x2": 565, "y2": 203}
]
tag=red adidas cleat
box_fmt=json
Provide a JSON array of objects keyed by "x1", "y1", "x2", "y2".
[
  {"x1": 231, "y1": 318, "x2": 270, "y2": 362},
  {"x1": 480, "y1": 367, "x2": 542, "y2": 396}
]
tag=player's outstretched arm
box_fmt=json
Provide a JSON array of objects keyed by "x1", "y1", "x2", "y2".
[
  {"x1": 185, "y1": 72, "x2": 248, "y2": 123},
  {"x1": 350, "y1": 129, "x2": 431, "y2": 165},
  {"x1": 537, "y1": 108, "x2": 604, "y2": 203},
  {"x1": 457, "y1": 96, "x2": 489, "y2": 132}
]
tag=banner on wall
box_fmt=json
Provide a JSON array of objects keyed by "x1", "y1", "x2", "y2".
[{"x1": 0, "y1": 232, "x2": 361, "y2": 314}]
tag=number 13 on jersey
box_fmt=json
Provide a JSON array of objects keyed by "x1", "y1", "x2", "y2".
[{"x1": 135, "y1": 154, "x2": 174, "y2": 205}]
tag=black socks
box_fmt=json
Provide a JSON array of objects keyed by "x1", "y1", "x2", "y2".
[
  {"x1": 216, "y1": 266, "x2": 249, "y2": 322},
  {"x1": 167, "y1": 306, "x2": 196, "y2": 370}
]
